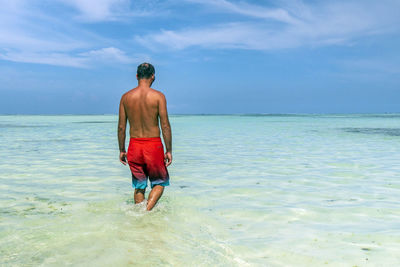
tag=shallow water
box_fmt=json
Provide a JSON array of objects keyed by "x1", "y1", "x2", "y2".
[{"x1": 1, "y1": 114, "x2": 400, "y2": 266}]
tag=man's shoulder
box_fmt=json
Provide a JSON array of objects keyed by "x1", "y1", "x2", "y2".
[
  {"x1": 149, "y1": 88, "x2": 166, "y2": 99},
  {"x1": 121, "y1": 87, "x2": 165, "y2": 102},
  {"x1": 121, "y1": 88, "x2": 141, "y2": 100},
  {"x1": 121, "y1": 88, "x2": 135, "y2": 98}
]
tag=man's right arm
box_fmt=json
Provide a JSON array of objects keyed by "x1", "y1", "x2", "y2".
[
  {"x1": 118, "y1": 95, "x2": 127, "y2": 165},
  {"x1": 158, "y1": 93, "x2": 172, "y2": 166}
]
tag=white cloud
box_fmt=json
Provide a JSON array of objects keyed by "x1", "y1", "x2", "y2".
[
  {"x1": 0, "y1": 47, "x2": 143, "y2": 68},
  {"x1": 57, "y1": 0, "x2": 157, "y2": 22},
  {"x1": 0, "y1": 0, "x2": 148, "y2": 67},
  {"x1": 187, "y1": 0, "x2": 299, "y2": 24},
  {"x1": 1, "y1": 0, "x2": 399, "y2": 68},
  {"x1": 79, "y1": 47, "x2": 144, "y2": 64},
  {"x1": 136, "y1": 23, "x2": 286, "y2": 50},
  {"x1": 0, "y1": 1, "x2": 99, "y2": 51},
  {"x1": 58, "y1": 0, "x2": 130, "y2": 22},
  {"x1": 0, "y1": 51, "x2": 87, "y2": 68},
  {"x1": 81, "y1": 47, "x2": 126, "y2": 60},
  {"x1": 137, "y1": 0, "x2": 400, "y2": 51}
]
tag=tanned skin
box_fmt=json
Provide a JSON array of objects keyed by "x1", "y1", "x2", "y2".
[{"x1": 118, "y1": 74, "x2": 172, "y2": 211}]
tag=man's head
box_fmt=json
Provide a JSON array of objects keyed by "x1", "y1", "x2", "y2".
[{"x1": 137, "y1": 62, "x2": 155, "y2": 81}]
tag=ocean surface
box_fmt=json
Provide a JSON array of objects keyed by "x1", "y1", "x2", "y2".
[{"x1": 1, "y1": 114, "x2": 400, "y2": 266}]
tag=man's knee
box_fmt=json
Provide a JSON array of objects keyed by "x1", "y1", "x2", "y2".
[
  {"x1": 152, "y1": 185, "x2": 164, "y2": 192},
  {"x1": 134, "y1": 188, "x2": 146, "y2": 194}
]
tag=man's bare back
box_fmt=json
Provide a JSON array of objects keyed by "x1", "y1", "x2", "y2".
[
  {"x1": 123, "y1": 87, "x2": 164, "y2": 138},
  {"x1": 117, "y1": 63, "x2": 172, "y2": 211}
]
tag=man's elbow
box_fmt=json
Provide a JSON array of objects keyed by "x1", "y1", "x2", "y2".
[
  {"x1": 118, "y1": 125, "x2": 126, "y2": 133},
  {"x1": 161, "y1": 123, "x2": 171, "y2": 131},
  {"x1": 160, "y1": 119, "x2": 169, "y2": 127}
]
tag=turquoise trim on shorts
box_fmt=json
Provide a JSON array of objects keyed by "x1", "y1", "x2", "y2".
[
  {"x1": 150, "y1": 180, "x2": 170, "y2": 189},
  {"x1": 132, "y1": 179, "x2": 147, "y2": 189}
]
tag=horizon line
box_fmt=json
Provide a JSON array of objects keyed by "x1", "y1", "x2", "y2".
[{"x1": 0, "y1": 112, "x2": 399, "y2": 116}]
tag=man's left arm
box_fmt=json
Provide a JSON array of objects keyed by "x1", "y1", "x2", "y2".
[{"x1": 118, "y1": 95, "x2": 127, "y2": 165}]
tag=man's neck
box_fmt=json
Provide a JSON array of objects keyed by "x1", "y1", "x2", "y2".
[{"x1": 138, "y1": 79, "x2": 153, "y2": 88}]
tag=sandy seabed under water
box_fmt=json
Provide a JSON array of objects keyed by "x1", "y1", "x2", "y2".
[{"x1": 1, "y1": 114, "x2": 400, "y2": 266}]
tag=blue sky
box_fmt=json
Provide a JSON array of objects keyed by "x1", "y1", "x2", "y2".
[{"x1": 0, "y1": 0, "x2": 399, "y2": 114}]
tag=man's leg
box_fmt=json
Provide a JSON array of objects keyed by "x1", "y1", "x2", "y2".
[
  {"x1": 146, "y1": 185, "x2": 164, "y2": 211},
  {"x1": 134, "y1": 188, "x2": 146, "y2": 204}
]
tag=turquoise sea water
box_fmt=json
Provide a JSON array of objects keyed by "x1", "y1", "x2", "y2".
[{"x1": 1, "y1": 114, "x2": 400, "y2": 266}]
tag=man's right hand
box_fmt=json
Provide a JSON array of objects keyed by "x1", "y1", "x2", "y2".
[
  {"x1": 119, "y1": 151, "x2": 127, "y2": 165},
  {"x1": 164, "y1": 152, "x2": 172, "y2": 167}
]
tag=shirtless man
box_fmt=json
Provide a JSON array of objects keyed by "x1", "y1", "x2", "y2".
[{"x1": 118, "y1": 63, "x2": 172, "y2": 211}]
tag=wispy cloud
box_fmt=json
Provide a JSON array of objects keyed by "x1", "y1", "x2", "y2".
[
  {"x1": 0, "y1": 51, "x2": 87, "y2": 68},
  {"x1": 137, "y1": 0, "x2": 400, "y2": 51},
  {"x1": 1, "y1": 0, "x2": 399, "y2": 68},
  {"x1": 58, "y1": 0, "x2": 129, "y2": 21},
  {"x1": 57, "y1": 0, "x2": 154, "y2": 22},
  {"x1": 0, "y1": 0, "x2": 148, "y2": 67},
  {"x1": 136, "y1": 23, "x2": 287, "y2": 50},
  {"x1": 0, "y1": 47, "x2": 143, "y2": 68},
  {"x1": 79, "y1": 47, "x2": 145, "y2": 65},
  {"x1": 80, "y1": 47, "x2": 127, "y2": 62},
  {"x1": 187, "y1": 0, "x2": 299, "y2": 24}
]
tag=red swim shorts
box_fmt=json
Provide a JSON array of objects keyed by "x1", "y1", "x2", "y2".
[{"x1": 126, "y1": 137, "x2": 170, "y2": 189}]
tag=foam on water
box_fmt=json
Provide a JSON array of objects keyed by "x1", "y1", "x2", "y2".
[{"x1": 1, "y1": 114, "x2": 400, "y2": 266}]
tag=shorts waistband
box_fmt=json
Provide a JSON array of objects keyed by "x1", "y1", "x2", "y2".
[{"x1": 129, "y1": 137, "x2": 161, "y2": 143}]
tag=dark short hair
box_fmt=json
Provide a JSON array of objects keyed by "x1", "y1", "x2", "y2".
[{"x1": 137, "y1": 62, "x2": 155, "y2": 79}]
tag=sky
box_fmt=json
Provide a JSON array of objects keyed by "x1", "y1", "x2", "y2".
[{"x1": 0, "y1": 0, "x2": 399, "y2": 114}]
